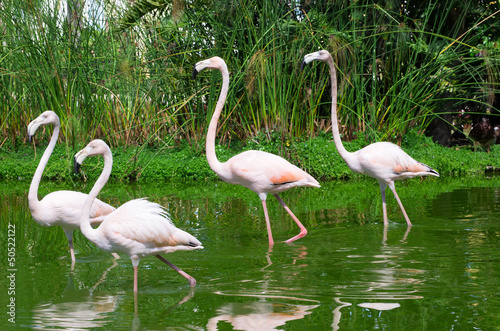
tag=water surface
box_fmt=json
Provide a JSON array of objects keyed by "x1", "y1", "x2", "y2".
[{"x1": 1, "y1": 175, "x2": 499, "y2": 330}]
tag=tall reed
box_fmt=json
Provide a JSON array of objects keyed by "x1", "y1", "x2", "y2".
[{"x1": 0, "y1": 0, "x2": 498, "y2": 152}]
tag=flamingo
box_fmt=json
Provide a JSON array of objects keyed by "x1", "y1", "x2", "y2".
[
  {"x1": 192, "y1": 56, "x2": 320, "y2": 246},
  {"x1": 302, "y1": 50, "x2": 439, "y2": 227},
  {"x1": 74, "y1": 139, "x2": 203, "y2": 292},
  {"x1": 27, "y1": 111, "x2": 116, "y2": 263}
]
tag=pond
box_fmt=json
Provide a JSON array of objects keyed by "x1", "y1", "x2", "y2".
[{"x1": 1, "y1": 174, "x2": 499, "y2": 330}]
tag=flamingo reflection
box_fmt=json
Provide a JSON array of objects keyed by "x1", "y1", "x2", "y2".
[
  {"x1": 331, "y1": 298, "x2": 352, "y2": 331},
  {"x1": 132, "y1": 288, "x2": 195, "y2": 330},
  {"x1": 207, "y1": 301, "x2": 319, "y2": 331},
  {"x1": 209, "y1": 245, "x2": 318, "y2": 330},
  {"x1": 331, "y1": 226, "x2": 422, "y2": 330},
  {"x1": 33, "y1": 260, "x2": 121, "y2": 329},
  {"x1": 32, "y1": 272, "x2": 119, "y2": 330}
]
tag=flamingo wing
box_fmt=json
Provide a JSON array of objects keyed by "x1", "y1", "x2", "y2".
[
  {"x1": 357, "y1": 142, "x2": 438, "y2": 181},
  {"x1": 226, "y1": 150, "x2": 320, "y2": 194},
  {"x1": 89, "y1": 197, "x2": 116, "y2": 223},
  {"x1": 36, "y1": 191, "x2": 114, "y2": 228},
  {"x1": 101, "y1": 199, "x2": 201, "y2": 252}
]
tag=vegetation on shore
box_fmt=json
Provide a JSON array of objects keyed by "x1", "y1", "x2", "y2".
[
  {"x1": 1, "y1": 1, "x2": 499, "y2": 150},
  {"x1": 1, "y1": 130, "x2": 498, "y2": 183},
  {"x1": 1, "y1": 1, "x2": 499, "y2": 184}
]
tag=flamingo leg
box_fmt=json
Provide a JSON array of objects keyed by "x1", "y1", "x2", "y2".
[
  {"x1": 155, "y1": 255, "x2": 197, "y2": 287},
  {"x1": 388, "y1": 183, "x2": 412, "y2": 227},
  {"x1": 261, "y1": 200, "x2": 274, "y2": 247},
  {"x1": 65, "y1": 230, "x2": 120, "y2": 263},
  {"x1": 90, "y1": 259, "x2": 118, "y2": 293},
  {"x1": 401, "y1": 226, "x2": 412, "y2": 243},
  {"x1": 133, "y1": 266, "x2": 138, "y2": 293},
  {"x1": 273, "y1": 194, "x2": 308, "y2": 244},
  {"x1": 379, "y1": 182, "x2": 389, "y2": 227},
  {"x1": 134, "y1": 291, "x2": 138, "y2": 317},
  {"x1": 132, "y1": 257, "x2": 140, "y2": 293},
  {"x1": 64, "y1": 230, "x2": 76, "y2": 263},
  {"x1": 382, "y1": 224, "x2": 388, "y2": 245}
]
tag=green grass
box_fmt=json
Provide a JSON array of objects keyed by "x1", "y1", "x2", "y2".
[{"x1": 1, "y1": 131, "x2": 498, "y2": 183}]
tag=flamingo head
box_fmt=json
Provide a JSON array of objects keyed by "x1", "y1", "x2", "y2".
[
  {"x1": 74, "y1": 139, "x2": 111, "y2": 174},
  {"x1": 27, "y1": 110, "x2": 59, "y2": 142},
  {"x1": 301, "y1": 50, "x2": 333, "y2": 70},
  {"x1": 192, "y1": 56, "x2": 227, "y2": 79}
]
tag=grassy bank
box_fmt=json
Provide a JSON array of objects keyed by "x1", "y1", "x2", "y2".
[{"x1": 1, "y1": 131, "x2": 498, "y2": 183}]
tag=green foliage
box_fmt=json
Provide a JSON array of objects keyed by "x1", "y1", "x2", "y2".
[
  {"x1": 402, "y1": 130, "x2": 500, "y2": 176},
  {"x1": 0, "y1": 0, "x2": 499, "y2": 172},
  {"x1": 293, "y1": 133, "x2": 350, "y2": 180},
  {"x1": 115, "y1": 0, "x2": 171, "y2": 32},
  {"x1": 2, "y1": 132, "x2": 497, "y2": 183}
]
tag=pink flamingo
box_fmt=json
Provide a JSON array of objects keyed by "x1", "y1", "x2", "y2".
[
  {"x1": 75, "y1": 139, "x2": 203, "y2": 292},
  {"x1": 27, "y1": 111, "x2": 116, "y2": 263},
  {"x1": 192, "y1": 56, "x2": 320, "y2": 246},
  {"x1": 302, "y1": 50, "x2": 439, "y2": 227}
]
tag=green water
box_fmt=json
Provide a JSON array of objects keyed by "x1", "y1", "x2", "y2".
[{"x1": 1, "y1": 175, "x2": 499, "y2": 330}]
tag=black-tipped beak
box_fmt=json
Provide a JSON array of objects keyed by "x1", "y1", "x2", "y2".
[
  {"x1": 74, "y1": 157, "x2": 81, "y2": 175},
  {"x1": 300, "y1": 60, "x2": 307, "y2": 71},
  {"x1": 192, "y1": 67, "x2": 199, "y2": 80},
  {"x1": 28, "y1": 134, "x2": 33, "y2": 143}
]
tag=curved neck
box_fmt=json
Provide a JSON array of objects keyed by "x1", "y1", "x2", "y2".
[
  {"x1": 79, "y1": 150, "x2": 113, "y2": 242},
  {"x1": 326, "y1": 56, "x2": 350, "y2": 160},
  {"x1": 205, "y1": 64, "x2": 230, "y2": 174},
  {"x1": 28, "y1": 124, "x2": 60, "y2": 208}
]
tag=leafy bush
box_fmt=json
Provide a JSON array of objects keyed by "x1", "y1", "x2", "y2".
[{"x1": 2, "y1": 129, "x2": 497, "y2": 183}]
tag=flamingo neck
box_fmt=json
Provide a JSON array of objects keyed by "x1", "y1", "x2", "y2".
[
  {"x1": 79, "y1": 150, "x2": 113, "y2": 243},
  {"x1": 326, "y1": 55, "x2": 352, "y2": 162},
  {"x1": 28, "y1": 123, "x2": 60, "y2": 210},
  {"x1": 205, "y1": 64, "x2": 229, "y2": 176}
]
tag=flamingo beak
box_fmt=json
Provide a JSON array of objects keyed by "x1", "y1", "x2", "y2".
[
  {"x1": 74, "y1": 157, "x2": 81, "y2": 174},
  {"x1": 192, "y1": 67, "x2": 199, "y2": 80},
  {"x1": 300, "y1": 60, "x2": 308, "y2": 71},
  {"x1": 192, "y1": 58, "x2": 213, "y2": 79},
  {"x1": 74, "y1": 148, "x2": 90, "y2": 174},
  {"x1": 27, "y1": 116, "x2": 46, "y2": 142},
  {"x1": 301, "y1": 52, "x2": 320, "y2": 70}
]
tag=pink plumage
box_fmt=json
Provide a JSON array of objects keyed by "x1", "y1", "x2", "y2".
[
  {"x1": 193, "y1": 57, "x2": 319, "y2": 246},
  {"x1": 75, "y1": 139, "x2": 202, "y2": 292},
  {"x1": 302, "y1": 50, "x2": 439, "y2": 226},
  {"x1": 27, "y1": 111, "x2": 116, "y2": 264}
]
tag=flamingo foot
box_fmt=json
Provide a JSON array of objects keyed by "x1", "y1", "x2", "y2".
[
  {"x1": 284, "y1": 229, "x2": 308, "y2": 244},
  {"x1": 261, "y1": 200, "x2": 274, "y2": 247},
  {"x1": 187, "y1": 276, "x2": 197, "y2": 287},
  {"x1": 155, "y1": 255, "x2": 197, "y2": 287}
]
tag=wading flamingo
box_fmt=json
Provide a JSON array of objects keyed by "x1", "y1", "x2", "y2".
[
  {"x1": 74, "y1": 139, "x2": 203, "y2": 292},
  {"x1": 28, "y1": 111, "x2": 116, "y2": 263},
  {"x1": 192, "y1": 56, "x2": 320, "y2": 246},
  {"x1": 302, "y1": 50, "x2": 439, "y2": 227}
]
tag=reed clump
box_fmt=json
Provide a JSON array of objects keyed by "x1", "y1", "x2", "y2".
[{"x1": 1, "y1": 1, "x2": 498, "y2": 155}]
